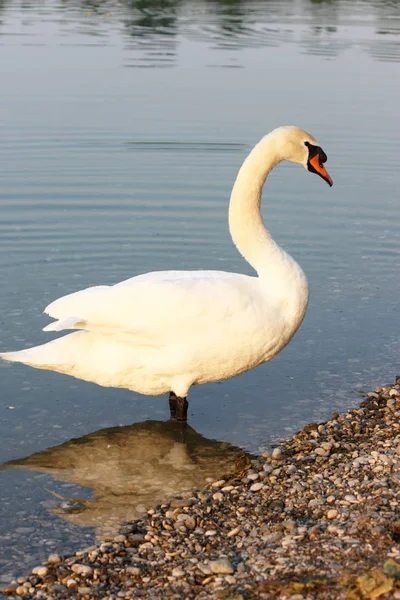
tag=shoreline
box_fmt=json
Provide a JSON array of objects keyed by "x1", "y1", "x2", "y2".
[{"x1": 2, "y1": 377, "x2": 400, "y2": 599}]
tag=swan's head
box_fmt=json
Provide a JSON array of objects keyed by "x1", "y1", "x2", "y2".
[{"x1": 271, "y1": 126, "x2": 333, "y2": 187}]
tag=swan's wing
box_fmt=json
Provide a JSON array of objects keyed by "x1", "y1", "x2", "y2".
[{"x1": 44, "y1": 271, "x2": 265, "y2": 343}]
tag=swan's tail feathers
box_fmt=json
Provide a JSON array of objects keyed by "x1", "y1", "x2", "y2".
[
  {"x1": 43, "y1": 316, "x2": 84, "y2": 332},
  {"x1": 0, "y1": 333, "x2": 83, "y2": 370},
  {"x1": 0, "y1": 345, "x2": 57, "y2": 368},
  {"x1": 0, "y1": 350, "x2": 27, "y2": 364}
]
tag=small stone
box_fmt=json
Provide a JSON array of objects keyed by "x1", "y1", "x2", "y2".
[
  {"x1": 198, "y1": 563, "x2": 212, "y2": 575},
  {"x1": 170, "y1": 498, "x2": 194, "y2": 509},
  {"x1": 315, "y1": 447, "x2": 326, "y2": 456},
  {"x1": 326, "y1": 495, "x2": 336, "y2": 504},
  {"x1": 126, "y1": 566, "x2": 141, "y2": 576},
  {"x1": 16, "y1": 587, "x2": 26, "y2": 596},
  {"x1": 114, "y1": 534, "x2": 127, "y2": 543},
  {"x1": 71, "y1": 564, "x2": 93, "y2": 576},
  {"x1": 66, "y1": 579, "x2": 78, "y2": 589},
  {"x1": 50, "y1": 585, "x2": 67, "y2": 593},
  {"x1": 272, "y1": 447, "x2": 282, "y2": 460},
  {"x1": 211, "y1": 480, "x2": 226, "y2": 488},
  {"x1": 210, "y1": 558, "x2": 234, "y2": 574},
  {"x1": 250, "y1": 482, "x2": 264, "y2": 492},
  {"x1": 205, "y1": 530, "x2": 217, "y2": 536},
  {"x1": 344, "y1": 494, "x2": 358, "y2": 503},
  {"x1": 227, "y1": 526, "x2": 241, "y2": 537},
  {"x1": 184, "y1": 516, "x2": 196, "y2": 529},
  {"x1": 47, "y1": 554, "x2": 61, "y2": 565},
  {"x1": 172, "y1": 568, "x2": 185, "y2": 578},
  {"x1": 213, "y1": 492, "x2": 224, "y2": 501},
  {"x1": 138, "y1": 542, "x2": 154, "y2": 550},
  {"x1": 247, "y1": 473, "x2": 259, "y2": 481},
  {"x1": 31, "y1": 567, "x2": 48, "y2": 577},
  {"x1": 263, "y1": 464, "x2": 273, "y2": 474},
  {"x1": 327, "y1": 509, "x2": 339, "y2": 519},
  {"x1": 78, "y1": 587, "x2": 92, "y2": 594}
]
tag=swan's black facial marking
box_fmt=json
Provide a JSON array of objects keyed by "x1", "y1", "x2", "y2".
[{"x1": 304, "y1": 141, "x2": 333, "y2": 187}]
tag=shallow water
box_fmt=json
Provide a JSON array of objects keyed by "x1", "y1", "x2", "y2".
[{"x1": 0, "y1": 0, "x2": 400, "y2": 581}]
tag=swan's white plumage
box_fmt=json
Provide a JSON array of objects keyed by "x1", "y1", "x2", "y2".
[{"x1": 1, "y1": 126, "x2": 331, "y2": 399}]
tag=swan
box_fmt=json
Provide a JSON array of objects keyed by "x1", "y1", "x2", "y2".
[{"x1": 1, "y1": 126, "x2": 332, "y2": 422}]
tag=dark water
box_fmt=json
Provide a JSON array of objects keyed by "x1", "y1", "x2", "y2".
[{"x1": 0, "y1": 0, "x2": 400, "y2": 581}]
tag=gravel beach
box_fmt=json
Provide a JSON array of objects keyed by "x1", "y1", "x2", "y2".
[{"x1": 2, "y1": 377, "x2": 400, "y2": 600}]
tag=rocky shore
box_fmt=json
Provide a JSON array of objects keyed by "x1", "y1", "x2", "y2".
[{"x1": 2, "y1": 377, "x2": 400, "y2": 600}]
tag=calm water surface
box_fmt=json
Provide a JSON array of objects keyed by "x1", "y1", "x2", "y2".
[{"x1": 0, "y1": 0, "x2": 400, "y2": 580}]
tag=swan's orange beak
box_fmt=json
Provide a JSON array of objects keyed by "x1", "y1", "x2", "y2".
[{"x1": 309, "y1": 154, "x2": 333, "y2": 187}]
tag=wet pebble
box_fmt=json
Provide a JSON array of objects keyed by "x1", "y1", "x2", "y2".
[{"x1": 272, "y1": 447, "x2": 282, "y2": 460}]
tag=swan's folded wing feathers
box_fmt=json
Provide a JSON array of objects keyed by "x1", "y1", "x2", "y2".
[{"x1": 42, "y1": 271, "x2": 263, "y2": 341}]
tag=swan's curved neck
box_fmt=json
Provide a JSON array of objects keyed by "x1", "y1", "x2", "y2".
[{"x1": 229, "y1": 133, "x2": 285, "y2": 277}]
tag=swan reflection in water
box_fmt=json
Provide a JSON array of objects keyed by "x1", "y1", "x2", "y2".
[{"x1": 2, "y1": 420, "x2": 250, "y2": 539}]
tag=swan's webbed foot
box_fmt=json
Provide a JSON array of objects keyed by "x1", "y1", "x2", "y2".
[{"x1": 169, "y1": 391, "x2": 188, "y2": 423}]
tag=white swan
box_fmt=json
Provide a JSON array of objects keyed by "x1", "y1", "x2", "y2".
[{"x1": 1, "y1": 126, "x2": 332, "y2": 421}]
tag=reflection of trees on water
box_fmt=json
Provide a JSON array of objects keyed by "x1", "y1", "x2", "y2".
[
  {"x1": 0, "y1": 0, "x2": 399, "y2": 61},
  {"x1": 1, "y1": 419, "x2": 250, "y2": 539}
]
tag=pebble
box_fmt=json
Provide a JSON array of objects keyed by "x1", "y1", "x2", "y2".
[
  {"x1": 227, "y1": 526, "x2": 241, "y2": 537},
  {"x1": 344, "y1": 494, "x2": 358, "y2": 503},
  {"x1": 213, "y1": 492, "x2": 224, "y2": 501},
  {"x1": 71, "y1": 564, "x2": 93, "y2": 576},
  {"x1": 327, "y1": 509, "x2": 339, "y2": 519},
  {"x1": 211, "y1": 480, "x2": 226, "y2": 488},
  {"x1": 272, "y1": 447, "x2": 282, "y2": 460},
  {"x1": 31, "y1": 567, "x2": 48, "y2": 577},
  {"x1": 209, "y1": 558, "x2": 234, "y2": 574},
  {"x1": 15, "y1": 588, "x2": 26, "y2": 596},
  {"x1": 46, "y1": 554, "x2": 61, "y2": 565},
  {"x1": 184, "y1": 516, "x2": 196, "y2": 529},
  {"x1": 50, "y1": 585, "x2": 67, "y2": 593},
  {"x1": 250, "y1": 482, "x2": 264, "y2": 492},
  {"x1": 126, "y1": 566, "x2": 141, "y2": 576},
  {"x1": 171, "y1": 568, "x2": 185, "y2": 578},
  {"x1": 170, "y1": 498, "x2": 194, "y2": 509},
  {"x1": 198, "y1": 563, "x2": 212, "y2": 575},
  {"x1": 222, "y1": 485, "x2": 234, "y2": 492}
]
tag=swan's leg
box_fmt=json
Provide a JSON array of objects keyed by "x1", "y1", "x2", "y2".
[
  {"x1": 169, "y1": 391, "x2": 188, "y2": 423},
  {"x1": 169, "y1": 391, "x2": 178, "y2": 419}
]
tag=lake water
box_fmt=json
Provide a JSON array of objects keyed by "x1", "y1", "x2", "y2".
[{"x1": 0, "y1": 0, "x2": 399, "y2": 582}]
